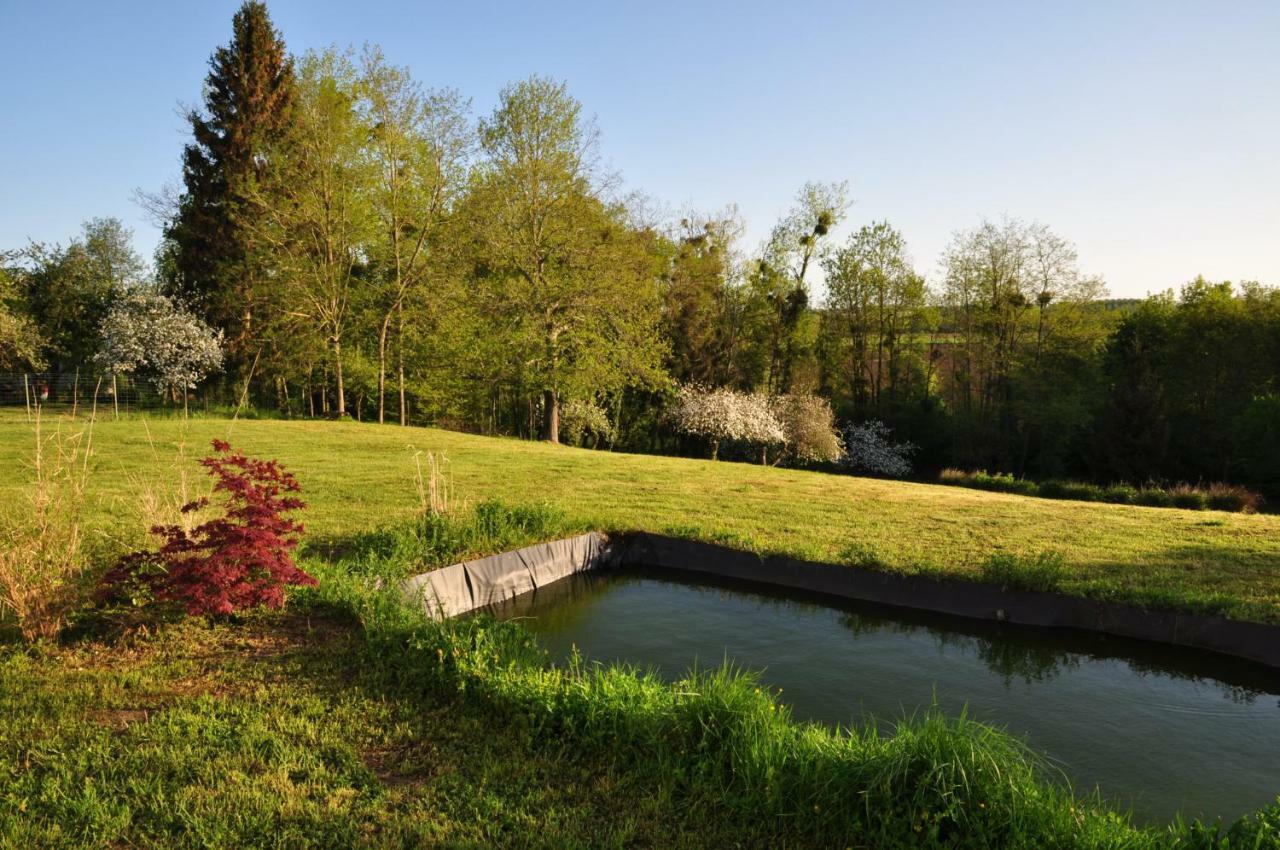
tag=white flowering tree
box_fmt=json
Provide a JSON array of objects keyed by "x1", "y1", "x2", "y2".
[
  {"x1": 840, "y1": 420, "x2": 916, "y2": 478},
  {"x1": 772, "y1": 394, "x2": 843, "y2": 464},
  {"x1": 95, "y1": 291, "x2": 224, "y2": 409},
  {"x1": 668, "y1": 384, "x2": 784, "y2": 462}
]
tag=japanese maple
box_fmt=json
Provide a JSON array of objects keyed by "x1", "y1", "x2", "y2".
[{"x1": 103, "y1": 440, "x2": 315, "y2": 615}]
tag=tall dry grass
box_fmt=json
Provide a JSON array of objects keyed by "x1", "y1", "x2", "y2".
[
  {"x1": 413, "y1": 450, "x2": 458, "y2": 516},
  {"x1": 0, "y1": 411, "x2": 95, "y2": 641}
]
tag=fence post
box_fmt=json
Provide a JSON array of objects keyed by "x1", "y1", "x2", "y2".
[
  {"x1": 23, "y1": 373, "x2": 31, "y2": 421},
  {"x1": 72, "y1": 367, "x2": 80, "y2": 418},
  {"x1": 112, "y1": 374, "x2": 119, "y2": 420}
]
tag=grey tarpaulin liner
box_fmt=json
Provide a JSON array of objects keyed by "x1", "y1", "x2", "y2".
[
  {"x1": 403, "y1": 532, "x2": 616, "y2": 618},
  {"x1": 406, "y1": 531, "x2": 1280, "y2": 670}
]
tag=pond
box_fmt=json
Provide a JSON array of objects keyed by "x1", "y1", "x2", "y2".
[{"x1": 481, "y1": 567, "x2": 1280, "y2": 825}]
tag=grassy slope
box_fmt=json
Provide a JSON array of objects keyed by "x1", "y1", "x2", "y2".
[{"x1": 2, "y1": 410, "x2": 1279, "y2": 622}]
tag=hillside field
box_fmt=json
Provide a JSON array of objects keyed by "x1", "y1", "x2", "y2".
[{"x1": 2, "y1": 409, "x2": 1279, "y2": 623}]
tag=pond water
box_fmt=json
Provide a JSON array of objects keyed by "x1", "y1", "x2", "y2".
[{"x1": 481, "y1": 567, "x2": 1280, "y2": 825}]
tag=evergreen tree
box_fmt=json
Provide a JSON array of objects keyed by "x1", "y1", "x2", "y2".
[{"x1": 166, "y1": 1, "x2": 295, "y2": 376}]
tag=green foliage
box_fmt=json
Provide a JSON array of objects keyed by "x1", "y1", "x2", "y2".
[
  {"x1": 9, "y1": 218, "x2": 145, "y2": 367},
  {"x1": 1095, "y1": 279, "x2": 1280, "y2": 501},
  {"x1": 979, "y1": 551, "x2": 1067, "y2": 593}
]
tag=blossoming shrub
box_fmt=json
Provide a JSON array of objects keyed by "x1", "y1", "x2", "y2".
[
  {"x1": 101, "y1": 440, "x2": 315, "y2": 615},
  {"x1": 667, "y1": 385, "x2": 784, "y2": 460},
  {"x1": 839, "y1": 420, "x2": 916, "y2": 478},
  {"x1": 95, "y1": 291, "x2": 224, "y2": 400}
]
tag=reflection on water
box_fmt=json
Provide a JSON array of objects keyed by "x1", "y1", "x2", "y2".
[{"x1": 481, "y1": 566, "x2": 1280, "y2": 825}]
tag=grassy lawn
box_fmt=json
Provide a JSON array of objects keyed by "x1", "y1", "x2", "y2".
[
  {"x1": 2, "y1": 409, "x2": 1279, "y2": 623},
  {"x1": 0, "y1": 606, "x2": 772, "y2": 848}
]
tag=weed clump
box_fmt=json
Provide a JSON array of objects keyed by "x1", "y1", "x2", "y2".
[{"x1": 979, "y1": 551, "x2": 1067, "y2": 593}]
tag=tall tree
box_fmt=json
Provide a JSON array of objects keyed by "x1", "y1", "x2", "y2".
[
  {"x1": 0, "y1": 261, "x2": 44, "y2": 370},
  {"x1": 660, "y1": 210, "x2": 744, "y2": 385},
  {"x1": 359, "y1": 47, "x2": 471, "y2": 424},
  {"x1": 470, "y1": 76, "x2": 665, "y2": 442},
  {"x1": 166, "y1": 1, "x2": 295, "y2": 374},
  {"x1": 823, "y1": 221, "x2": 927, "y2": 415},
  {"x1": 756, "y1": 181, "x2": 850, "y2": 393},
  {"x1": 13, "y1": 218, "x2": 145, "y2": 368},
  {"x1": 941, "y1": 218, "x2": 1103, "y2": 469},
  {"x1": 249, "y1": 49, "x2": 376, "y2": 418}
]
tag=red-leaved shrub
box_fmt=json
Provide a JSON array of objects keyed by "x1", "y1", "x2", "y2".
[{"x1": 102, "y1": 440, "x2": 315, "y2": 615}]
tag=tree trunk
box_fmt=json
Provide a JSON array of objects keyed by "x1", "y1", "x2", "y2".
[
  {"x1": 397, "y1": 303, "x2": 407, "y2": 426},
  {"x1": 377, "y1": 315, "x2": 390, "y2": 424},
  {"x1": 711, "y1": 438, "x2": 720, "y2": 461},
  {"x1": 541, "y1": 388, "x2": 560, "y2": 443},
  {"x1": 333, "y1": 340, "x2": 346, "y2": 416}
]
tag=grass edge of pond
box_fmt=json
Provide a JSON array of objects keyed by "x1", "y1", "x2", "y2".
[{"x1": 304, "y1": 504, "x2": 1280, "y2": 848}]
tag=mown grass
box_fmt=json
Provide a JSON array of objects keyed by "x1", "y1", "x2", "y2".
[
  {"x1": 2, "y1": 410, "x2": 1279, "y2": 622},
  {"x1": 3, "y1": 502, "x2": 1279, "y2": 847}
]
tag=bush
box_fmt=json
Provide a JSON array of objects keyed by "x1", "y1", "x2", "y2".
[
  {"x1": 560, "y1": 398, "x2": 616, "y2": 447},
  {"x1": 938, "y1": 470, "x2": 1262, "y2": 514},
  {"x1": 1169, "y1": 485, "x2": 1209, "y2": 511},
  {"x1": 1205, "y1": 482, "x2": 1263, "y2": 513},
  {"x1": 1102, "y1": 484, "x2": 1138, "y2": 504},
  {"x1": 667, "y1": 384, "x2": 784, "y2": 461},
  {"x1": 978, "y1": 552, "x2": 1066, "y2": 593},
  {"x1": 101, "y1": 440, "x2": 315, "y2": 615},
  {"x1": 1039, "y1": 480, "x2": 1103, "y2": 502},
  {"x1": 1135, "y1": 487, "x2": 1175, "y2": 508},
  {"x1": 839, "y1": 420, "x2": 915, "y2": 478},
  {"x1": 771, "y1": 394, "x2": 842, "y2": 463}
]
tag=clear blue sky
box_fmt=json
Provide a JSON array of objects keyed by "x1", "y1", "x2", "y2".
[{"x1": 2, "y1": 1, "x2": 1277, "y2": 298}]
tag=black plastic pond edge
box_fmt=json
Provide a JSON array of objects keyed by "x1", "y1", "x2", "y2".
[{"x1": 404, "y1": 531, "x2": 1280, "y2": 672}]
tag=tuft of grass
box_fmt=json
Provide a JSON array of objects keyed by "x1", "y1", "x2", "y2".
[
  {"x1": 979, "y1": 551, "x2": 1068, "y2": 593},
  {"x1": 838, "y1": 541, "x2": 884, "y2": 568},
  {"x1": 331, "y1": 499, "x2": 583, "y2": 578}
]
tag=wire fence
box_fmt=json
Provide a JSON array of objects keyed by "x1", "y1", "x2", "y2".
[{"x1": 0, "y1": 371, "x2": 187, "y2": 417}]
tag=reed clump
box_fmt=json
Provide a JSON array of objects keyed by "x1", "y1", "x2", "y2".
[{"x1": 0, "y1": 413, "x2": 96, "y2": 641}]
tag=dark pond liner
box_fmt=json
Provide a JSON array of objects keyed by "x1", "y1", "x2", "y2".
[{"x1": 403, "y1": 531, "x2": 1280, "y2": 671}]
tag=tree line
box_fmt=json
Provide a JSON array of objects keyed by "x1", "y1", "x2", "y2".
[{"x1": 2, "y1": 1, "x2": 1277, "y2": 499}]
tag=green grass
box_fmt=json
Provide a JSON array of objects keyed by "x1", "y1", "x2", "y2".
[
  {"x1": 2, "y1": 409, "x2": 1279, "y2": 622},
  {"x1": 3, "y1": 499, "x2": 1279, "y2": 847},
  {"x1": 0, "y1": 609, "x2": 780, "y2": 848}
]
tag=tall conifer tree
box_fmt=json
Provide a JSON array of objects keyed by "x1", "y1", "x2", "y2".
[{"x1": 166, "y1": 2, "x2": 295, "y2": 376}]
